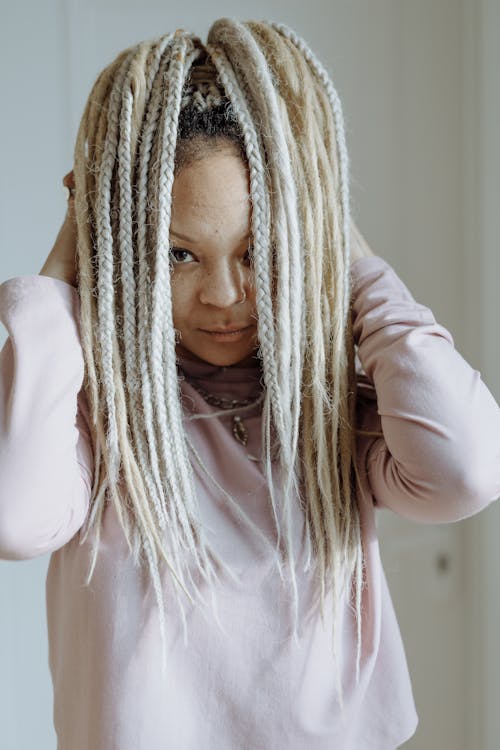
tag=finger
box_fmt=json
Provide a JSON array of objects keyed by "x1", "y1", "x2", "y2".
[
  {"x1": 62, "y1": 170, "x2": 75, "y2": 190},
  {"x1": 63, "y1": 185, "x2": 75, "y2": 202}
]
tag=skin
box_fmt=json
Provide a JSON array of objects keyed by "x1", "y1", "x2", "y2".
[
  {"x1": 40, "y1": 150, "x2": 375, "y2": 369},
  {"x1": 39, "y1": 171, "x2": 78, "y2": 287},
  {"x1": 169, "y1": 147, "x2": 259, "y2": 368}
]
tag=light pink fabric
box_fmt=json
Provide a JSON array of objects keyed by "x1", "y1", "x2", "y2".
[{"x1": 1, "y1": 255, "x2": 499, "y2": 749}]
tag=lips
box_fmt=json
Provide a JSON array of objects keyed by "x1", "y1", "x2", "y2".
[{"x1": 202, "y1": 325, "x2": 250, "y2": 333}]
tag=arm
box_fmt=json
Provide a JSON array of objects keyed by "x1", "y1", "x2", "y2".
[
  {"x1": 351, "y1": 255, "x2": 500, "y2": 523},
  {"x1": 0, "y1": 274, "x2": 92, "y2": 559}
]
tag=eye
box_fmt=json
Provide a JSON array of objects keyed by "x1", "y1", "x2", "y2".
[{"x1": 169, "y1": 246, "x2": 195, "y2": 264}]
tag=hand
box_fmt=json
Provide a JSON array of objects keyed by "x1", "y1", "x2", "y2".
[
  {"x1": 350, "y1": 218, "x2": 375, "y2": 264},
  {"x1": 39, "y1": 170, "x2": 78, "y2": 287}
]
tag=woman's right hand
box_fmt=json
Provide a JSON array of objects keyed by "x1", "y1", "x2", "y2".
[{"x1": 39, "y1": 170, "x2": 78, "y2": 287}]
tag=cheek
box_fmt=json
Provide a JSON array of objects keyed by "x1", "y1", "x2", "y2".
[
  {"x1": 248, "y1": 287, "x2": 258, "y2": 314},
  {"x1": 170, "y1": 276, "x2": 191, "y2": 320}
]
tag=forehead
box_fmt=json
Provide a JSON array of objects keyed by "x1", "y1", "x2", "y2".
[{"x1": 171, "y1": 150, "x2": 252, "y2": 237}]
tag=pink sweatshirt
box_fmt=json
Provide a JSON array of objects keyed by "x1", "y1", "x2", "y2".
[{"x1": 1, "y1": 255, "x2": 499, "y2": 750}]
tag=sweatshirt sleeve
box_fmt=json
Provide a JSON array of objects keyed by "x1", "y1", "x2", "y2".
[
  {"x1": 0, "y1": 274, "x2": 93, "y2": 560},
  {"x1": 351, "y1": 255, "x2": 500, "y2": 524}
]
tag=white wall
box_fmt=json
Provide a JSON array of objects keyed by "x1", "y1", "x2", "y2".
[
  {"x1": 1, "y1": 4, "x2": 69, "y2": 747},
  {"x1": 0, "y1": 2, "x2": 497, "y2": 749},
  {"x1": 461, "y1": 1, "x2": 500, "y2": 749}
]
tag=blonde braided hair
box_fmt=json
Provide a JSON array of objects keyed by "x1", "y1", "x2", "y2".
[{"x1": 72, "y1": 19, "x2": 383, "y2": 714}]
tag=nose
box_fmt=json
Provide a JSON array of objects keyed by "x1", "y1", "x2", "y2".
[{"x1": 198, "y1": 261, "x2": 248, "y2": 307}]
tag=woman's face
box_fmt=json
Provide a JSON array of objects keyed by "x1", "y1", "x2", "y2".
[{"x1": 169, "y1": 147, "x2": 259, "y2": 368}]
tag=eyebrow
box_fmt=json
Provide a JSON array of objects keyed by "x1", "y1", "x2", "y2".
[{"x1": 170, "y1": 229, "x2": 251, "y2": 244}]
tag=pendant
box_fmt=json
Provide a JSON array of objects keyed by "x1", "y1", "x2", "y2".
[{"x1": 232, "y1": 415, "x2": 248, "y2": 446}]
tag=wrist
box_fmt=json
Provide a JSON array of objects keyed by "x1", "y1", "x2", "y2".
[{"x1": 39, "y1": 264, "x2": 77, "y2": 287}]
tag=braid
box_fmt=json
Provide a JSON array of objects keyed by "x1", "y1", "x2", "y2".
[
  {"x1": 207, "y1": 21, "x2": 306, "y2": 653},
  {"x1": 71, "y1": 20, "x2": 379, "y2": 712}
]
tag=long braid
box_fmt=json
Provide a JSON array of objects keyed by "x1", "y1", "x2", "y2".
[
  {"x1": 148, "y1": 36, "x2": 228, "y2": 661},
  {"x1": 74, "y1": 50, "x2": 134, "y2": 565},
  {"x1": 245, "y1": 21, "x2": 332, "y2": 575},
  {"x1": 150, "y1": 35, "x2": 203, "y2": 547},
  {"x1": 95, "y1": 44, "x2": 186, "y2": 673},
  {"x1": 75, "y1": 37, "x2": 230, "y2": 677},
  {"x1": 203, "y1": 44, "x2": 285, "y2": 563},
  {"x1": 268, "y1": 21, "x2": 366, "y2": 701},
  {"x1": 118, "y1": 40, "x2": 169, "y2": 536},
  {"x1": 133, "y1": 32, "x2": 191, "y2": 552},
  {"x1": 132, "y1": 34, "x2": 200, "y2": 584},
  {"x1": 244, "y1": 22, "x2": 348, "y2": 710},
  {"x1": 115, "y1": 40, "x2": 192, "y2": 665},
  {"x1": 209, "y1": 20, "x2": 305, "y2": 504},
  {"x1": 134, "y1": 38, "x2": 201, "y2": 555},
  {"x1": 207, "y1": 19, "x2": 306, "y2": 648},
  {"x1": 95, "y1": 51, "x2": 134, "y2": 490}
]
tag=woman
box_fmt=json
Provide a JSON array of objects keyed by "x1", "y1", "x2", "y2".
[{"x1": 1, "y1": 18, "x2": 499, "y2": 750}]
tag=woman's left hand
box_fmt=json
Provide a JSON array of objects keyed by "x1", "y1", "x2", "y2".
[{"x1": 350, "y1": 219, "x2": 376, "y2": 263}]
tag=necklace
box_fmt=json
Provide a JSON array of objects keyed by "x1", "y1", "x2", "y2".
[{"x1": 178, "y1": 367, "x2": 265, "y2": 447}]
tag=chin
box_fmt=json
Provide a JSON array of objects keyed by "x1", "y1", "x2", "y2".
[{"x1": 176, "y1": 343, "x2": 260, "y2": 368}]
